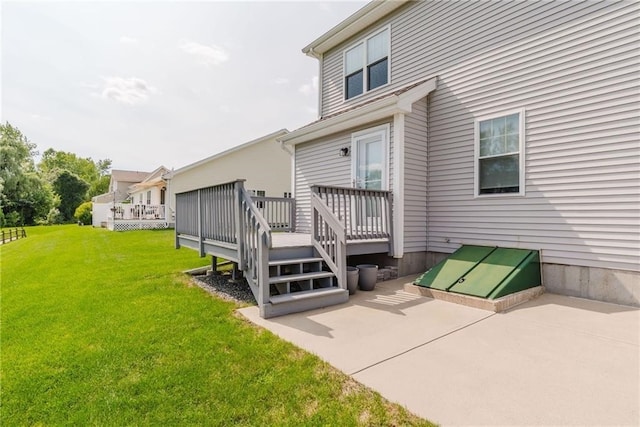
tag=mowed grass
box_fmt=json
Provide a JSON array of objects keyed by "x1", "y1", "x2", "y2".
[{"x1": 1, "y1": 225, "x2": 433, "y2": 426}]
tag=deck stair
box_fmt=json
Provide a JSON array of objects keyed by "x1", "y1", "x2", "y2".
[{"x1": 264, "y1": 254, "x2": 347, "y2": 318}]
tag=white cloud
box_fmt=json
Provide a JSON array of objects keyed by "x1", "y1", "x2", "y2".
[
  {"x1": 299, "y1": 76, "x2": 319, "y2": 96},
  {"x1": 179, "y1": 40, "x2": 229, "y2": 66},
  {"x1": 273, "y1": 77, "x2": 290, "y2": 85},
  {"x1": 98, "y1": 76, "x2": 157, "y2": 105},
  {"x1": 30, "y1": 113, "x2": 52, "y2": 121},
  {"x1": 119, "y1": 36, "x2": 139, "y2": 44}
]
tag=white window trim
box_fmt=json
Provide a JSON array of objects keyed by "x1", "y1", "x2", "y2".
[
  {"x1": 342, "y1": 25, "x2": 391, "y2": 102},
  {"x1": 473, "y1": 108, "x2": 526, "y2": 198},
  {"x1": 350, "y1": 123, "x2": 390, "y2": 191}
]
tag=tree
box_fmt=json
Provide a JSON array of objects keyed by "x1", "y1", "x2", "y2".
[
  {"x1": 53, "y1": 171, "x2": 89, "y2": 222},
  {"x1": 38, "y1": 149, "x2": 111, "y2": 199},
  {"x1": 0, "y1": 123, "x2": 53, "y2": 226},
  {"x1": 87, "y1": 175, "x2": 110, "y2": 199}
]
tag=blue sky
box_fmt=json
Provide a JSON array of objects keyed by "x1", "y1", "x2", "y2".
[{"x1": 1, "y1": 1, "x2": 366, "y2": 172}]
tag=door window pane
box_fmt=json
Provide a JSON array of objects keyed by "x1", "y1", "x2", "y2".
[{"x1": 356, "y1": 134, "x2": 383, "y2": 190}]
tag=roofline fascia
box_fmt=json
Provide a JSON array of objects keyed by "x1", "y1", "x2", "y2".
[
  {"x1": 169, "y1": 128, "x2": 289, "y2": 177},
  {"x1": 302, "y1": 0, "x2": 409, "y2": 57},
  {"x1": 280, "y1": 77, "x2": 437, "y2": 146}
]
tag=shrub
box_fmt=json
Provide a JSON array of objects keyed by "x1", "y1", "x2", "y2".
[
  {"x1": 74, "y1": 202, "x2": 92, "y2": 225},
  {"x1": 45, "y1": 208, "x2": 64, "y2": 225}
]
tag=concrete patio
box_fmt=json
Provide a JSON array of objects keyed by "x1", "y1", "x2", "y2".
[{"x1": 239, "y1": 275, "x2": 640, "y2": 426}]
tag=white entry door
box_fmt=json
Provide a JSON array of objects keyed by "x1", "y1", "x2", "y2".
[
  {"x1": 352, "y1": 126, "x2": 388, "y2": 190},
  {"x1": 351, "y1": 126, "x2": 389, "y2": 230}
]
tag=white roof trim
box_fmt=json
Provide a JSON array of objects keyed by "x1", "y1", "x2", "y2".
[
  {"x1": 169, "y1": 129, "x2": 289, "y2": 177},
  {"x1": 302, "y1": 0, "x2": 409, "y2": 57},
  {"x1": 280, "y1": 77, "x2": 437, "y2": 146}
]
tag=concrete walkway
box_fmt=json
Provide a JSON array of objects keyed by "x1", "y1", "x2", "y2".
[{"x1": 239, "y1": 275, "x2": 640, "y2": 426}]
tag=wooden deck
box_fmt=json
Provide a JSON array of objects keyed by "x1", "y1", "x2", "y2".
[
  {"x1": 175, "y1": 180, "x2": 393, "y2": 318},
  {"x1": 271, "y1": 232, "x2": 312, "y2": 248},
  {"x1": 271, "y1": 232, "x2": 389, "y2": 256}
]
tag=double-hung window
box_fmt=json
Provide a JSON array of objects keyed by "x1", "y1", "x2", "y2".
[
  {"x1": 475, "y1": 109, "x2": 525, "y2": 196},
  {"x1": 344, "y1": 28, "x2": 389, "y2": 100}
]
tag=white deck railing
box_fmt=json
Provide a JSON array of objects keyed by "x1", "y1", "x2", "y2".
[{"x1": 109, "y1": 203, "x2": 166, "y2": 220}]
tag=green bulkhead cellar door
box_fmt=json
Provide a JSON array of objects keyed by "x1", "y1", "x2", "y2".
[
  {"x1": 414, "y1": 246, "x2": 541, "y2": 299},
  {"x1": 414, "y1": 245, "x2": 495, "y2": 291}
]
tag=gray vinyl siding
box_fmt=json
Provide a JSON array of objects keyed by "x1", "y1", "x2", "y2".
[
  {"x1": 295, "y1": 121, "x2": 394, "y2": 232},
  {"x1": 318, "y1": 0, "x2": 640, "y2": 271},
  {"x1": 403, "y1": 98, "x2": 428, "y2": 253}
]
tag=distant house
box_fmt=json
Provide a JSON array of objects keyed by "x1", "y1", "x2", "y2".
[
  {"x1": 92, "y1": 166, "x2": 170, "y2": 231},
  {"x1": 175, "y1": 0, "x2": 639, "y2": 317},
  {"x1": 165, "y1": 129, "x2": 291, "y2": 216}
]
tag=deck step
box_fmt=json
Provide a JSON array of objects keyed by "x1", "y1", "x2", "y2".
[
  {"x1": 268, "y1": 257, "x2": 324, "y2": 266},
  {"x1": 270, "y1": 287, "x2": 344, "y2": 305},
  {"x1": 269, "y1": 271, "x2": 334, "y2": 285}
]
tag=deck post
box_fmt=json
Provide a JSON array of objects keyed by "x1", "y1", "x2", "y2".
[
  {"x1": 174, "y1": 205, "x2": 180, "y2": 249},
  {"x1": 289, "y1": 198, "x2": 296, "y2": 232},
  {"x1": 234, "y1": 180, "x2": 246, "y2": 270},
  {"x1": 257, "y1": 231, "x2": 270, "y2": 317},
  {"x1": 387, "y1": 192, "x2": 395, "y2": 257},
  {"x1": 336, "y1": 238, "x2": 346, "y2": 290}
]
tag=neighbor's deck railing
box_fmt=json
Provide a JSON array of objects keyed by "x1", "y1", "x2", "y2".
[
  {"x1": 110, "y1": 203, "x2": 166, "y2": 221},
  {"x1": 311, "y1": 185, "x2": 392, "y2": 240}
]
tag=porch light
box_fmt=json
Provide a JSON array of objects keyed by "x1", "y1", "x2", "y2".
[{"x1": 339, "y1": 147, "x2": 350, "y2": 157}]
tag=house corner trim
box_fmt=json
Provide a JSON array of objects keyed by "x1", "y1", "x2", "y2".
[{"x1": 393, "y1": 112, "x2": 405, "y2": 258}]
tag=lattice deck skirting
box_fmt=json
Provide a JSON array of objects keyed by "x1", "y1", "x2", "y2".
[{"x1": 108, "y1": 221, "x2": 169, "y2": 231}]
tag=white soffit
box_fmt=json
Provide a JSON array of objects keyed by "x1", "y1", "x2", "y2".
[{"x1": 302, "y1": 0, "x2": 409, "y2": 57}]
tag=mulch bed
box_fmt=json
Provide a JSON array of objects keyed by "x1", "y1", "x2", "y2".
[{"x1": 191, "y1": 271, "x2": 257, "y2": 305}]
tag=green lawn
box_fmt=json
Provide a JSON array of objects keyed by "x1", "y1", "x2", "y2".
[{"x1": 1, "y1": 225, "x2": 433, "y2": 426}]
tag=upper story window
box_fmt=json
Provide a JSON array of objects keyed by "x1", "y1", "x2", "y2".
[
  {"x1": 474, "y1": 109, "x2": 525, "y2": 196},
  {"x1": 344, "y1": 28, "x2": 389, "y2": 100}
]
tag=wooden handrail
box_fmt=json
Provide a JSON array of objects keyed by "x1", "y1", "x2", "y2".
[
  {"x1": 311, "y1": 192, "x2": 347, "y2": 290},
  {"x1": 239, "y1": 187, "x2": 272, "y2": 248},
  {"x1": 238, "y1": 186, "x2": 273, "y2": 311}
]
